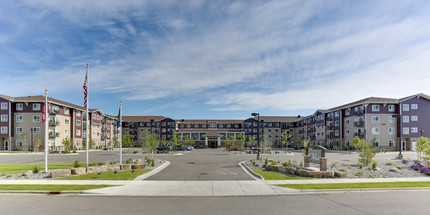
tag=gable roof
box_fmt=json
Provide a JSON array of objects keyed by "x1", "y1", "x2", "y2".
[
  {"x1": 329, "y1": 97, "x2": 398, "y2": 111},
  {"x1": 397, "y1": 93, "x2": 430, "y2": 103},
  {"x1": 122, "y1": 116, "x2": 166, "y2": 122},
  {"x1": 14, "y1": 95, "x2": 86, "y2": 111}
]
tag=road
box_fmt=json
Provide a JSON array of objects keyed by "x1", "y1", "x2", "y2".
[{"x1": 1, "y1": 191, "x2": 429, "y2": 215}]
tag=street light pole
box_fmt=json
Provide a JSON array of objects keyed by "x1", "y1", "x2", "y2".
[
  {"x1": 392, "y1": 114, "x2": 402, "y2": 159},
  {"x1": 251, "y1": 113, "x2": 260, "y2": 161},
  {"x1": 30, "y1": 128, "x2": 33, "y2": 151}
]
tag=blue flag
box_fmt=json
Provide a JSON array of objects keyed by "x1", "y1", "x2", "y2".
[{"x1": 117, "y1": 108, "x2": 121, "y2": 128}]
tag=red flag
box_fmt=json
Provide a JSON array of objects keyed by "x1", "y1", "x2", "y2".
[
  {"x1": 83, "y1": 72, "x2": 88, "y2": 108},
  {"x1": 42, "y1": 102, "x2": 46, "y2": 122}
]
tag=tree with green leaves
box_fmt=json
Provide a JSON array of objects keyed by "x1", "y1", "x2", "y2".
[
  {"x1": 62, "y1": 137, "x2": 72, "y2": 151},
  {"x1": 82, "y1": 138, "x2": 93, "y2": 149},
  {"x1": 281, "y1": 130, "x2": 292, "y2": 153},
  {"x1": 416, "y1": 136, "x2": 429, "y2": 162},
  {"x1": 171, "y1": 132, "x2": 182, "y2": 151},
  {"x1": 353, "y1": 136, "x2": 376, "y2": 166},
  {"x1": 122, "y1": 135, "x2": 133, "y2": 152},
  {"x1": 248, "y1": 136, "x2": 256, "y2": 148},
  {"x1": 262, "y1": 132, "x2": 272, "y2": 153},
  {"x1": 185, "y1": 137, "x2": 194, "y2": 148},
  {"x1": 236, "y1": 134, "x2": 246, "y2": 150},
  {"x1": 112, "y1": 136, "x2": 119, "y2": 148},
  {"x1": 21, "y1": 132, "x2": 30, "y2": 152},
  {"x1": 144, "y1": 133, "x2": 159, "y2": 159},
  {"x1": 301, "y1": 138, "x2": 310, "y2": 155}
]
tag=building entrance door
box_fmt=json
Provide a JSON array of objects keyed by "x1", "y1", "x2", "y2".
[
  {"x1": 208, "y1": 141, "x2": 218, "y2": 148},
  {"x1": 402, "y1": 141, "x2": 406, "y2": 151},
  {"x1": 4, "y1": 140, "x2": 9, "y2": 151}
]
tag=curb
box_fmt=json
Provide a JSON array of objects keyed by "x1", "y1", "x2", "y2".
[
  {"x1": 133, "y1": 161, "x2": 171, "y2": 180},
  {"x1": 239, "y1": 161, "x2": 263, "y2": 180},
  {"x1": 0, "y1": 190, "x2": 82, "y2": 195}
]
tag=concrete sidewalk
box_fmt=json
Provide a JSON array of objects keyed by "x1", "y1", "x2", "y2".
[{"x1": 265, "y1": 177, "x2": 430, "y2": 185}]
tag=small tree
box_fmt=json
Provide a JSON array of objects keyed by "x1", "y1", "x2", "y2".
[
  {"x1": 113, "y1": 137, "x2": 119, "y2": 148},
  {"x1": 416, "y1": 137, "x2": 429, "y2": 161},
  {"x1": 62, "y1": 137, "x2": 72, "y2": 151},
  {"x1": 353, "y1": 136, "x2": 376, "y2": 166},
  {"x1": 122, "y1": 135, "x2": 133, "y2": 152},
  {"x1": 248, "y1": 136, "x2": 256, "y2": 148},
  {"x1": 236, "y1": 134, "x2": 246, "y2": 150},
  {"x1": 281, "y1": 130, "x2": 292, "y2": 153},
  {"x1": 262, "y1": 132, "x2": 272, "y2": 153},
  {"x1": 82, "y1": 138, "x2": 93, "y2": 149},
  {"x1": 171, "y1": 132, "x2": 182, "y2": 150},
  {"x1": 21, "y1": 132, "x2": 30, "y2": 152},
  {"x1": 144, "y1": 133, "x2": 159, "y2": 159},
  {"x1": 301, "y1": 138, "x2": 309, "y2": 155},
  {"x1": 33, "y1": 133, "x2": 41, "y2": 152}
]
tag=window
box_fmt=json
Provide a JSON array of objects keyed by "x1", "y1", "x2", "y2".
[
  {"x1": 65, "y1": 119, "x2": 70, "y2": 124},
  {"x1": 268, "y1": 122, "x2": 273, "y2": 127},
  {"x1": 16, "y1": 139, "x2": 23, "y2": 147},
  {"x1": 76, "y1": 120, "x2": 81, "y2": 126},
  {"x1": 372, "y1": 105, "x2": 380, "y2": 112},
  {"x1": 388, "y1": 105, "x2": 395, "y2": 112},
  {"x1": 335, "y1": 130, "x2": 339, "y2": 136},
  {"x1": 227, "y1": 124, "x2": 231, "y2": 128},
  {"x1": 65, "y1": 129, "x2": 70, "y2": 135},
  {"x1": 209, "y1": 123, "x2": 216, "y2": 128},
  {"x1": 32, "y1": 127, "x2": 41, "y2": 133},
  {"x1": 335, "y1": 120, "x2": 339, "y2": 126},
  {"x1": 411, "y1": 104, "x2": 418, "y2": 110},
  {"x1": 388, "y1": 128, "x2": 395, "y2": 135},
  {"x1": 403, "y1": 116, "x2": 409, "y2": 123},
  {"x1": 388, "y1": 116, "x2": 395, "y2": 123},
  {"x1": 253, "y1": 122, "x2": 257, "y2": 126},
  {"x1": 187, "y1": 124, "x2": 191, "y2": 128},
  {"x1": 345, "y1": 109, "x2": 350, "y2": 116},
  {"x1": 1, "y1": 102, "x2": 7, "y2": 110},
  {"x1": 1, "y1": 114, "x2": 8, "y2": 122},
  {"x1": 202, "y1": 124, "x2": 207, "y2": 128},
  {"x1": 33, "y1": 103, "x2": 41, "y2": 111},
  {"x1": 76, "y1": 111, "x2": 81, "y2": 116},
  {"x1": 16, "y1": 103, "x2": 23, "y2": 111},
  {"x1": 76, "y1": 130, "x2": 81, "y2": 136},
  {"x1": 411, "y1": 127, "x2": 418, "y2": 133},
  {"x1": 1, "y1": 127, "x2": 7, "y2": 134},
  {"x1": 411, "y1": 116, "x2": 418, "y2": 121},
  {"x1": 16, "y1": 127, "x2": 23, "y2": 134},
  {"x1": 346, "y1": 141, "x2": 350, "y2": 147},
  {"x1": 64, "y1": 108, "x2": 69, "y2": 115},
  {"x1": 162, "y1": 128, "x2": 166, "y2": 132},
  {"x1": 16, "y1": 115, "x2": 23, "y2": 122},
  {"x1": 372, "y1": 127, "x2": 379, "y2": 134},
  {"x1": 346, "y1": 130, "x2": 350, "y2": 136},
  {"x1": 219, "y1": 124, "x2": 223, "y2": 128},
  {"x1": 389, "y1": 140, "x2": 394, "y2": 147},
  {"x1": 403, "y1": 127, "x2": 409, "y2": 135},
  {"x1": 33, "y1": 115, "x2": 41, "y2": 122},
  {"x1": 235, "y1": 124, "x2": 239, "y2": 128},
  {"x1": 345, "y1": 120, "x2": 350, "y2": 125},
  {"x1": 403, "y1": 104, "x2": 409, "y2": 111},
  {"x1": 373, "y1": 140, "x2": 379, "y2": 147},
  {"x1": 194, "y1": 124, "x2": 199, "y2": 128},
  {"x1": 372, "y1": 116, "x2": 379, "y2": 123}
]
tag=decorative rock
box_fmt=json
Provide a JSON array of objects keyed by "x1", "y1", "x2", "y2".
[
  {"x1": 136, "y1": 159, "x2": 143, "y2": 164},
  {"x1": 86, "y1": 166, "x2": 100, "y2": 174},
  {"x1": 132, "y1": 164, "x2": 145, "y2": 169},
  {"x1": 71, "y1": 167, "x2": 86, "y2": 175},
  {"x1": 265, "y1": 165, "x2": 272, "y2": 171},
  {"x1": 50, "y1": 169, "x2": 72, "y2": 179},
  {"x1": 389, "y1": 167, "x2": 401, "y2": 173},
  {"x1": 99, "y1": 165, "x2": 109, "y2": 172},
  {"x1": 24, "y1": 170, "x2": 33, "y2": 177},
  {"x1": 271, "y1": 165, "x2": 279, "y2": 172},
  {"x1": 373, "y1": 167, "x2": 381, "y2": 171},
  {"x1": 308, "y1": 171, "x2": 322, "y2": 178},
  {"x1": 334, "y1": 171, "x2": 347, "y2": 178},
  {"x1": 322, "y1": 171, "x2": 335, "y2": 178},
  {"x1": 285, "y1": 167, "x2": 297, "y2": 175},
  {"x1": 278, "y1": 166, "x2": 286, "y2": 173},
  {"x1": 296, "y1": 169, "x2": 310, "y2": 177},
  {"x1": 108, "y1": 165, "x2": 121, "y2": 172},
  {"x1": 121, "y1": 164, "x2": 132, "y2": 170}
]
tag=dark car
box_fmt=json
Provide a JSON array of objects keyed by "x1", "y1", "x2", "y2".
[
  {"x1": 157, "y1": 145, "x2": 170, "y2": 153},
  {"x1": 173, "y1": 145, "x2": 185, "y2": 151}
]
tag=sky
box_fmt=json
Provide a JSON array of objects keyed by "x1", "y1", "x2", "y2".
[{"x1": 1, "y1": 0, "x2": 430, "y2": 119}]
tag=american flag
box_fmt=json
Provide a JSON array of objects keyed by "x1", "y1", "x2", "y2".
[{"x1": 83, "y1": 72, "x2": 88, "y2": 108}]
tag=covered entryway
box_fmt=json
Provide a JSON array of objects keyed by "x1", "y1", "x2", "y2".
[
  {"x1": 208, "y1": 140, "x2": 218, "y2": 148},
  {"x1": 204, "y1": 131, "x2": 221, "y2": 148}
]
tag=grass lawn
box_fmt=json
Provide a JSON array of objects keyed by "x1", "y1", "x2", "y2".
[
  {"x1": 0, "y1": 184, "x2": 116, "y2": 191},
  {"x1": 0, "y1": 163, "x2": 78, "y2": 174},
  {"x1": 56, "y1": 169, "x2": 152, "y2": 180},
  {"x1": 277, "y1": 181, "x2": 430, "y2": 190},
  {"x1": 252, "y1": 169, "x2": 307, "y2": 180}
]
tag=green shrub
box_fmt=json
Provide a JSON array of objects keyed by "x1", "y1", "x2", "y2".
[
  {"x1": 282, "y1": 162, "x2": 289, "y2": 167},
  {"x1": 110, "y1": 161, "x2": 117, "y2": 165},
  {"x1": 252, "y1": 160, "x2": 257, "y2": 166},
  {"x1": 339, "y1": 169, "x2": 347, "y2": 172},
  {"x1": 372, "y1": 161, "x2": 378, "y2": 169},
  {"x1": 151, "y1": 159, "x2": 155, "y2": 167},
  {"x1": 33, "y1": 166, "x2": 39, "y2": 173},
  {"x1": 355, "y1": 172, "x2": 363, "y2": 177},
  {"x1": 271, "y1": 161, "x2": 278, "y2": 165},
  {"x1": 126, "y1": 158, "x2": 132, "y2": 164},
  {"x1": 331, "y1": 162, "x2": 338, "y2": 168},
  {"x1": 264, "y1": 158, "x2": 268, "y2": 165},
  {"x1": 61, "y1": 150, "x2": 71, "y2": 154},
  {"x1": 359, "y1": 163, "x2": 363, "y2": 169},
  {"x1": 74, "y1": 160, "x2": 80, "y2": 168},
  {"x1": 385, "y1": 162, "x2": 393, "y2": 166},
  {"x1": 97, "y1": 162, "x2": 105, "y2": 166}
]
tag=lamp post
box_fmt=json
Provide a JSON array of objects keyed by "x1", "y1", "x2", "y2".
[
  {"x1": 30, "y1": 128, "x2": 34, "y2": 151},
  {"x1": 251, "y1": 113, "x2": 260, "y2": 160},
  {"x1": 150, "y1": 119, "x2": 154, "y2": 134},
  {"x1": 392, "y1": 114, "x2": 402, "y2": 159}
]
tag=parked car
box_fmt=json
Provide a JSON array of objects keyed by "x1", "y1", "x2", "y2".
[
  {"x1": 173, "y1": 145, "x2": 186, "y2": 151},
  {"x1": 157, "y1": 145, "x2": 170, "y2": 153},
  {"x1": 186, "y1": 145, "x2": 194, "y2": 151}
]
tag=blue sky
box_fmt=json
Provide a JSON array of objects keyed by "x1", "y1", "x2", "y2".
[{"x1": 1, "y1": 0, "x2": 430, "y2": 119}]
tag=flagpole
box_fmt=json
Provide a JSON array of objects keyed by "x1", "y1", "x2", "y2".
[
  {"x1": 44, "y1": 89, "x2": 48, "y2": 172},
  {"x1": 86, "y1": 63, "x2": 89, "y2": 168},
  {"x1": 119, "y1": 101, "x2": 123, "y2": 164}
]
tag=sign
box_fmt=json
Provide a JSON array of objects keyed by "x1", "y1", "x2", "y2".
[{"x1": 309, "y1": 149, "x2": 321, "y2": 164}]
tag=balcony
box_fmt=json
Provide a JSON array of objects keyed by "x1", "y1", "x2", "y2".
[
  {"x1": 49, "y1": 120, "x2": 60, "y2": 126},
  {"x1": 354, "y1": 132, "x2": 365, "y2": 138},
  {"x1": 49, "y1": 132, "x2": 56, "y2": 138},
  {"x1": 311, "y1": 127, "x2": 316, "y2": 132},
  {"x1": 326, "y1": 116, "x2": 333, "y2": 121},
  {"x1": 355, "y1": 110, "x2": 364, "y2": 116},
  {"x1": 327, "y1": 125, "x2": 334, "y2": 130},
  {"x1": 311, "y1": 135, "x2": 316, "y2": 140},
  {"x1": 354, "y1": 121, "x2": 365, "y2": 127},
  {"x1": 328, "y1": 133, "x2": 334, "y2": 139}
]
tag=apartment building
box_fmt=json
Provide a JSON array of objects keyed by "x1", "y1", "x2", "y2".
[
  {"x1": 0, "y1": 94, "x2": 118, "y2": 151},
  {"x1": 121, "y1": 116, "x2": 176, "y2": 146}
]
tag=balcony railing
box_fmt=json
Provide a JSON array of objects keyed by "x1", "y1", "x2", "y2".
[
  {"x1": 354, "y1": 121, "x2": 365, "y2": 127},
  {"x1": 355, "y1": 110, "x2": 364, "y2": 116},
  {"x1": 354, "y1": 132, "x2": 365, "y2": 138},
  {"x1": 49, "y1": 120, "x2": 60, "y2": 126},
  {"x1": 327, "y1": 125, "x2": 334, "y2": 130}
]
